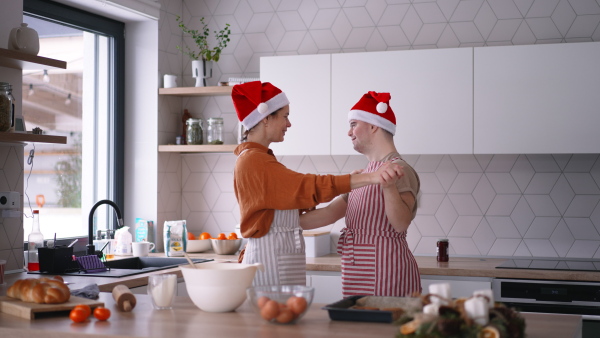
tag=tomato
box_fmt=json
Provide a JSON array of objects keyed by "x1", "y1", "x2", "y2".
[
  {"x1": 227, "y1": 232, "x2": 238, "y2": 240},
  {"x1": 216, "y1": 233, "x2": 227, "y2": 240},
  {"x1": 69, "y1": 308, "x2": 88, "y2": 323},
  {"x1": 187, "y1": 232, "x2": 196, "y2": 240},
  {"x1": 93, "y1": 307, "x2": 111, "y2": 321},
  {"x1": 199, "y1": 232, "x2": 212, "y2": 240},
  {"x1": 73, "y1": 304, "x2": 91, "y2": 318}
]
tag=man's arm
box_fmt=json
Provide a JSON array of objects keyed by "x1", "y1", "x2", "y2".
[{"x1": 299, "y1": 197, "x2": 347, "y2": 230}]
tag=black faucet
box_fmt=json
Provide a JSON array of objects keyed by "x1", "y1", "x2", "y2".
[{"x1": 87, "y1": 199, "x2": 124, "y2": 255}]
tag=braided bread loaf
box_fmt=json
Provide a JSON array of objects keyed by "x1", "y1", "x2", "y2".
[{"x1": 7, "y1": 276, "x2": 71, "y2": 304}]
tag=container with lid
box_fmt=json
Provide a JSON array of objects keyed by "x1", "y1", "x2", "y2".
[
  {"x1": 0, "y1": 82, "x2": 15, "y2": 132},
  {"x1": 186, "y1": 118, "x2": 203, "y2": 145},
  {"x1": 206, "y1": 117, "x2": 224, "y2": 144},
  {"x1": 436, "y1": 239, "x2": 449, "y2": 262}
]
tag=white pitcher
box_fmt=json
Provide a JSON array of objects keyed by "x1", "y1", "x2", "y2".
[{"x1": 9, "y1": 23, "x2": 40, "y2": 56}]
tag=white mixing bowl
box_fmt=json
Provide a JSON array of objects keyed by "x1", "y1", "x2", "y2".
[{"x1": 180, "y1": 262, "x2": 263, "y2": 312}]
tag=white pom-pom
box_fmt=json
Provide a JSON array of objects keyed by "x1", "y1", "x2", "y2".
[
  {"x1": 258, "y1": 102, "x2": 269, "y2": 114},
  {"x1": 376, "y1": 102, "x2": 387, "y2": 114}
]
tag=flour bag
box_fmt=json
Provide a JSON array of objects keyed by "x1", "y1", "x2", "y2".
[{"x1": 163, "y1": 220, "x2": 187, "y2": 257}]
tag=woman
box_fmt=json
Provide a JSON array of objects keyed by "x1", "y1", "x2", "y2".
[{"x1": 232, "y1": 81, "x2": 404, "y2": 286}]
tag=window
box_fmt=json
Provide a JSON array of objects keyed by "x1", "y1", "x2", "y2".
[{"x1": 22, "y1": 0, "x2": 124, "y2": 243}]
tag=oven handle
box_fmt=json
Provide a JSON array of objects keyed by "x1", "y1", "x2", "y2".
[{"x1": 535, "y1": 295, "x2": 572, "y2": 302}]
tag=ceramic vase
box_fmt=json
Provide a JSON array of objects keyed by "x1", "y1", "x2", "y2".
[
  {"x1": 191, "y1": 59, "x2": 213, "y2": 87},
  {"x1": 9, "y1": 23, "x2": 40, "y2": 55}
]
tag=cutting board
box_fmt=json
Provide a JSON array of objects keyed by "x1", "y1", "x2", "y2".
[{"x1": 0, "y1": 295, "x2": 104, "y2": 320}]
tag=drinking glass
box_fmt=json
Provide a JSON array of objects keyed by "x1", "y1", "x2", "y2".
[{"x1": 148, "y1": 274, "x2": 177, "y2": 310}]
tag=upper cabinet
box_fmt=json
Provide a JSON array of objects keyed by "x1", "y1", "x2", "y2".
[
  {"x1": 260, "y1": 54, "x2": 331, "y2": 155},
  {"x1": 474, "y1": 42, "x2": 600, "y2": 154},
  {"x1": 331, "y1": 48, "x2": 473, "y2": 155}
]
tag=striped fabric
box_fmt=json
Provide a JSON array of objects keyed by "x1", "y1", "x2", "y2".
[
  {"x1": 338, "y1": 159, "x2": 421, "y2": 297},
  {"x1": 242, "y1": 209, "x2": 307, "y2": 286}
]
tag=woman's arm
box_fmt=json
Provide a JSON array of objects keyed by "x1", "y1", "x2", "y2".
[
  {"x1": 299, "y1": 197, "x2": 347, "y2": 230},
  {"x1": 349, "y1": 160, "x2": 404, "y2": 189}
]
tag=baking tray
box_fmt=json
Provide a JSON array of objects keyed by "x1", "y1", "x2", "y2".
[{"x1": 322, "y1": 295, "x2": 422, "y2": 323}]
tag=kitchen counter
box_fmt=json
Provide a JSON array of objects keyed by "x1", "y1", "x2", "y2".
[
  {"x1": 3, "y1": 253, "x2": 600, "y2": 294},
  {"x1": 0, "y1": 292, "x2": 583, "y2": 338}
]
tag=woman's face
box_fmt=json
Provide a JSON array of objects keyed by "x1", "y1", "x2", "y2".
[{"x1": 266, "y1": 105, "x2": 291, "y2": 143}]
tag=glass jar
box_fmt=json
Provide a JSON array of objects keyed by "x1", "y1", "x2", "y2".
[
  {"x1": 206, "y1": 117, "x2": 224, "y2": 144},
  {"x1": 437, "y1": 238, "x2": 449, "y2": 262},
  {"x1": 0, "y1": 82, "x2": 15, "y2": 132},
  {"x1": 186, "y1": 118, "x2": 203, "y2": 145}
]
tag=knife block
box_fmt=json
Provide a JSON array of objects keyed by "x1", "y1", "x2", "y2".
[{"x1": 38, "y1": 246, "x2": 77, "y2": 274}]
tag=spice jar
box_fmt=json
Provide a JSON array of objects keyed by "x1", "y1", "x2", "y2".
[
  {"x1": 0, "y1": 82, "x2": 15, "y2": 132},
  {"x1": 206, "y1": 117, "x2": 224, "y2": 144},
  {"x1": 186, "y1": 118, "x2": 203, "y2": 145},
  {"x1": 437, "y1": 239, "x2": 449, "y2": 262}
]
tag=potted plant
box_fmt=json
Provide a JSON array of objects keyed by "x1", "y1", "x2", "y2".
[{"x1": 176, "y1": 16, "x2": 231, "y2": 87}]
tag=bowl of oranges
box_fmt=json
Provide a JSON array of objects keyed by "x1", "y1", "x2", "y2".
[
  {"x1": 247, "y1": 285, "x2": 314, "y2": 324},
  {"x1": 210, "y1": 232, "x2": 242, "y2": 255},
  {"x1": 186, "y1": 232, "x2": 213, "y2": 253}
]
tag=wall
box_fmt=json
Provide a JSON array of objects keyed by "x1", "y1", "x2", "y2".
[{"x1": 158, "y1": 0, "x2": 600, "y2": 259}]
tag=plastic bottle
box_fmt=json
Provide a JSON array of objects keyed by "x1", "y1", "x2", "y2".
[{"x1": 27, "y1": 210, "x2": 44, "y2": 271}]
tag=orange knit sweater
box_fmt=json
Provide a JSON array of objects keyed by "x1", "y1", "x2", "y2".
[{"x1": 234, "y1": 142, "x2": 351, "y2": 238}]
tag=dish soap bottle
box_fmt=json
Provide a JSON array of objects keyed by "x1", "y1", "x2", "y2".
[{"x1": 27, "y1": 210, "x2": 44, "y2": 271}]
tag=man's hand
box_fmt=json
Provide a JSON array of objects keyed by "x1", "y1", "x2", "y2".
[{"x1": 373, "y1": 160, "x2": 403, "y2": 186}]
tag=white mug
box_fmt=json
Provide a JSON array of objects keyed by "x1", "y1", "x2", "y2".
[
  {"x1": 163, "y1": 74, "x2": 178, "y2": 88},
  {"x1": 132, "y1": 241, "x2": 155, "y2": 257}
]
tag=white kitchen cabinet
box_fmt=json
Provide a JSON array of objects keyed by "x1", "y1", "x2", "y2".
[
  {"x1": 421, "y1": 275, "x2": 492, "y2": 298},
  {"x1": 260, "y1": 54, "x2": 331, "y2": 155},
  {"x1": 474, "y1": 42, "x2": 600, "y2": 154},
  {"x1": 331, "y1": 48, "x2": 473, "y2": 155},
  {"x1": 306, "y1": 271, "x2": 342, "y2": 304}
]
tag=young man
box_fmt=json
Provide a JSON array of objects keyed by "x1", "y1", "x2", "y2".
[{"x1": 300, "y1": 91, "x2": 421, "y2": 297}]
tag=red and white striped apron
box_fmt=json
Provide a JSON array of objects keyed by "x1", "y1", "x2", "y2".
[{"x1": 337, "y1": 159, "x2": 421, "y2": 297}]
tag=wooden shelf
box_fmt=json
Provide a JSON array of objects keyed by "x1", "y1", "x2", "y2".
[
  {"x1": 158, "y1": 86, "x2": 233, "y2": 96},
  {"x1": 0, "y1": 133, "x2": 67, "y2": 144},
  {"x1": 158, "y1": 144, "x2": 237, "y2": 153},
  {"x1": 0, "y1": 48, "x2": 67, "y2": 70}
]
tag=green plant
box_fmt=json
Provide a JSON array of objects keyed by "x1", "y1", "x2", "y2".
[{"x1": 176, "y1": 15, "x2": 231, "y2": 62}]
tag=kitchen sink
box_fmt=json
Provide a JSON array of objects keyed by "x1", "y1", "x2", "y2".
[{"x1": 29, "y1": 256, "x2": 213, "y2": 278}]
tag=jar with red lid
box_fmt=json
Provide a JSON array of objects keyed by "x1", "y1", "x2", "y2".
[{"x1": 437, "y1": 238, "x2": 449, "y2": 262}]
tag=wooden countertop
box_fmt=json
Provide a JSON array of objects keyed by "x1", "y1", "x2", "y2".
[{"x1": 0, "y1": 292, "x2": 582, "y2": 338}]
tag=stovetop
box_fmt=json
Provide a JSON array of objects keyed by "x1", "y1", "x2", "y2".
[{"x1": 496, "y1": 259, "x2": 600, "y2": 272}]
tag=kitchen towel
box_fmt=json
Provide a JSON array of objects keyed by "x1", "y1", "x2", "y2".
[{"x1": 70, "y1": 283, "x2": 100, "y2": 299}]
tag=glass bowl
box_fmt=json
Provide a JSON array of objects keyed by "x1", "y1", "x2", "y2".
[{"x1": 246, "y1": 285, "x2": 314, "y2": 324}]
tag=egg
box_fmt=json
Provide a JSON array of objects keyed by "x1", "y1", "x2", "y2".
[
  {"x1": 257, "y1": 296, "x2": 270, "y2": 309},
  {"x1": 260, "y1": 300, "x2": 280, "y2": 321},
  {"x1": 286, "y1": 296, "x2": 308, "y2": 315},
  {"x1": 275, "y1": 308, "x2": 295, "y2": 324}
]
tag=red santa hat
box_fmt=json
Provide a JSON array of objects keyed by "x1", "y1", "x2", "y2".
[
  {"x1": 232, "y1": 81, "x2": 290, "y2": 130},
  {"x1": 348, "y1": 91, "x2": 396, "y2": 135}
]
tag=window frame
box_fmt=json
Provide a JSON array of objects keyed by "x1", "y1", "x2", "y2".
[{"x1": 23, "y1": 0, "x2": 125, "y2": 247}]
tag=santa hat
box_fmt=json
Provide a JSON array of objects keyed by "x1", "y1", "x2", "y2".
[
  {"x1": 232, "y1": 81, "x2": 290, "y2": 130},
  {"x1": 348, "y1": 91, "x2": 396, "y2": 135}
]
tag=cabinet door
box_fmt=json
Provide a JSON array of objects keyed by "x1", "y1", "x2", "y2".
[
  {"x1": 307, "y1": 271, "x2": 342, "y2": 304},
  {"x1": 331, "y1": 48, "x2": 473, "y2": 155},
  {"x1": 260, "y1": 54, "x2": 331, "y2": 155},
  {"x1": 474, "y1": 42, "x2": 600, "y2": 154}
]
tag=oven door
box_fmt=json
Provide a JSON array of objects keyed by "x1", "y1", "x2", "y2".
[{"x1": 492, "y1": 278, "x2": 600, "y2": 338}]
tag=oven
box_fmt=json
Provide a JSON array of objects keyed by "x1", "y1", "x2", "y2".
[{"x1": 494, "y1": 259, "x2": 600, "y2": 338}]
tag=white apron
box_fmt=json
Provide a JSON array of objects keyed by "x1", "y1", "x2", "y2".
[{"x1": 241, "y1": 209, "x2": 307, "y2": 286}]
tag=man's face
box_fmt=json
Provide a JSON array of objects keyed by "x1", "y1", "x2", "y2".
[{"x1": 348, "y1": 119, "x2": 372, "y2": 153}]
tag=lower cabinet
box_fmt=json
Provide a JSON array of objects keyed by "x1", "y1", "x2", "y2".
[
  {"x1": 306, "y1": 271, "x2": 342, "y2": 304},
  {"x1": 420, "y1": 275, "x2": 492, "y2": 298},
  {"x1": 305, "y1": 272, "x2": 492, "y2": 304}
]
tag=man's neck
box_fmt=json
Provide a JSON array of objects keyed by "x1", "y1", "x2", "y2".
[{"x1": 364, "y1": 140, "x2": 398, "y2": 162}]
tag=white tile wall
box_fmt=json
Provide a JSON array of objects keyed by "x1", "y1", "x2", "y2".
[{"x1": 152, "y1": 0, "x2": 600, "y2": 259}]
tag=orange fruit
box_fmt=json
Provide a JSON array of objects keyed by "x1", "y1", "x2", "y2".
[
  {"x1": 216, "y1": 233, "x2": 227, "y2": 240},
  {"x1": 227, "y1": 232, "x2": 238, "y2": 240},
  {"x1": 187, "y1": 232, "x2": 196, "y2": 240},
  {"x1": 199, "y1": 232, "x2": 211, "y2": 240}
]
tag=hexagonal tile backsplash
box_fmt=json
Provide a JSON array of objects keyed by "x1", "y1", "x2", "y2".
[
  {"x1": 175, "y1": 153, "x2": 600, "y2": 259},
  {"x1": 154, "y1": 0, "x2": 600, "y2": 260}
]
